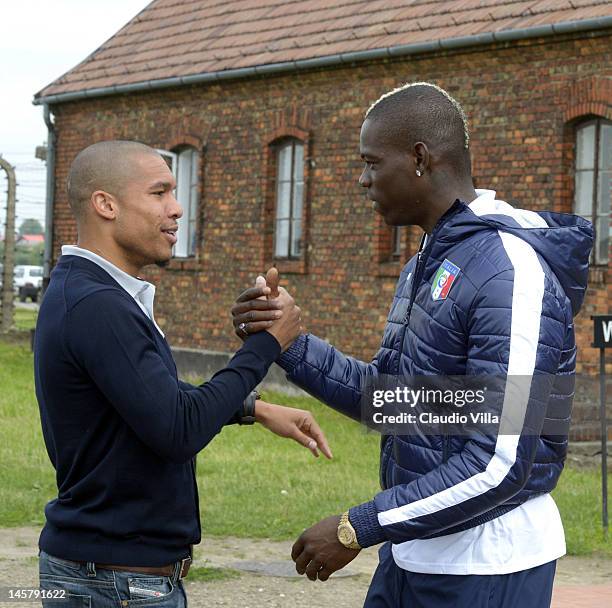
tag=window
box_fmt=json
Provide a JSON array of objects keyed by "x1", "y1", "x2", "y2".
[
  {"x1": 274, "y1": 140, "x2": 304, "y2": 259},
  {"x1": 158, "y1": 147, "x2": 200, "y2": 258},
  {"x1": 391, "y1": 226, "x2": 402, "y2": 259},
  {"x1": 574, "y1": 119, "x2": 611, "y2": 265}
]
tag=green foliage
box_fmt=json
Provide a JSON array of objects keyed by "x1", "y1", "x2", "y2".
[
  {"x1": 18, "y1": 219, "x2": 44, "y2": 236},
  {"x1": 15, "y1": 243, "x2": 44, "y2": 266},
  {"x1": 0, "y1": 241, "x2": 44, "y2": 266}
]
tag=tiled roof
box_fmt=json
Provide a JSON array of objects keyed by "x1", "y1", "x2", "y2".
[
  {"x1": 35, "y1": 0, "x2": 612, "y2": 100},
  {"x1": 19, "y1": 234, "x2": 45, "y2": 243}
]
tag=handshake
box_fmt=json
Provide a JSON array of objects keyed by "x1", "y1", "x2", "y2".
[
  {"x1": 230, "y1": 267, "x2": 329, "y2": 458},
  {"x1": 231, "y1": 270, "x2": 361, "y2": 581},
  {"x1": 231, "y1": 267, "x2": 302, "y2": 353}
]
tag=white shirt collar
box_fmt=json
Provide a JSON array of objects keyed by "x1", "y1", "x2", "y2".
[
  {"x1": 61, "y1": 245, "x2": 164, "y2": 337},
  {"x1": 469, "y1": 189, "x2": 496, "y2": 206}
]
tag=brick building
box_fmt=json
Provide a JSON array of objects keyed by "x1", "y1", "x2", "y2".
[{"x1": 34, "y1": 0, "x2": 611, "y2": 436}]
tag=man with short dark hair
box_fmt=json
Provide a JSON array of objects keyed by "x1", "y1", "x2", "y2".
[
  {"x1": 36, "y1": 140, "x2": 330, "y2": 607},
  {"x1": 233, "y1": 83, "x2": 593, "y2": 607}
]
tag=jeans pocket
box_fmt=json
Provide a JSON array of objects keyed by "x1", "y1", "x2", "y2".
[{"x1": 127, "y1": 575, "x2": 174, "y2": 601}]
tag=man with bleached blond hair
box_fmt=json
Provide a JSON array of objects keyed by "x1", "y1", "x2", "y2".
[{"x1": 233, "y1": 83, "x2": 593, "y2": 607}]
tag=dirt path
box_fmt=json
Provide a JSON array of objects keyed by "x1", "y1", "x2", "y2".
[{"x1": 0, "y1": 527, "x2": 609, "y2": 607}]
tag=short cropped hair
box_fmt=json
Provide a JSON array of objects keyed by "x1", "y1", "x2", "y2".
[
  {"x1": 67, "y1": 140, "x2": 158, "y2": 220},
  {"x1": 365, "y1": 82, "x2": 471, "y2": 174}
]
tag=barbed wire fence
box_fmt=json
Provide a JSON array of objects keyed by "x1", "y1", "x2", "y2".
[{"x1": 0, "y1": 152, "x2": 46, "y2": 236}]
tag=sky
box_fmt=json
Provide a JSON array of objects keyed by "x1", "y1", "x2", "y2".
[{"x1": 0, "y1": 0, "x2": 152, "y2": 233}]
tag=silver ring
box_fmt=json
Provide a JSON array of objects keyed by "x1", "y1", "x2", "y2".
[{"x1": 238, "y1": 322, "x2": 249, "y2": 337}]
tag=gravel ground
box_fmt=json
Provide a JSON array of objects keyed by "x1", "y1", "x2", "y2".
[{"x1": 0, "y1": 527, "x2": 610, "y2": 607}]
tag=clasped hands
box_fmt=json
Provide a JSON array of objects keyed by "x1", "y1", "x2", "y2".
[
  {"x1": 232, "y1": 269, "x2": 361, "y2": 581},
  {"x1": 231, "y1": 267, "x2": 301, "y2": 352},
  {"x1": 232, "y1": 267, "x2": 331, "y2": 454}
]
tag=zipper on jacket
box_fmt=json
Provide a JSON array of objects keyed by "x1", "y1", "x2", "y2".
[
  {"x1": 379, "y1": 435, "x2": 392, "y2": 490},
  {"x1": 442, "y1": 435, "x2": 450, "y2": 463},
  {"x1": 403, "y1": 232, "x2": 430, "y2": 325},
  {"x1": 402, "y1": 200, "x2": 465, "y2": 327}
]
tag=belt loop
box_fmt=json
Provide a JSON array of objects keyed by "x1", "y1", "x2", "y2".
[
  {"x1": 86, "y1": 561, "x2": 96, "y2": 578},
  {"x1": 171, "y1": 560, "x2": 181, "y2": 583}
]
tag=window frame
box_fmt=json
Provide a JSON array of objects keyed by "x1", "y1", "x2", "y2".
[
  {"x1": 273, "y1": 139, "x2": 304, "y2": 260},
  {"x1": 157, "y1": 146, "x2": 200, "y2": 259},
  {"x1": 573, "y1": 118, "x2": 611, "y2": 266},
  {"x1": 263, "y1": 125, "x2": 310, "y2": 276},
  {"x1": 391, "y1": 226, "x2": 402, "y2": 260}
]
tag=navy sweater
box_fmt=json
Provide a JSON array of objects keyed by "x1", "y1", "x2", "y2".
[{"x1": 34, "y1": 256, "x2": 281, "y2": 566}]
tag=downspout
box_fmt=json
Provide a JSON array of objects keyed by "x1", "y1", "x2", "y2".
[{"x1": 42, "y1": 104, "x2": 56, "y2": 296}]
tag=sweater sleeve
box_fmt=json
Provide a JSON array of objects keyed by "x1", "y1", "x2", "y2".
[{"x1": 65, "y1": 289, "x2": 280, "y2": 464}]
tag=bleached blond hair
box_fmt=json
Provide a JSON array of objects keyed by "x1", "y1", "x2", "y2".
[{"x1": 366, "y1": 82, "x2": 470, "y2": 149}]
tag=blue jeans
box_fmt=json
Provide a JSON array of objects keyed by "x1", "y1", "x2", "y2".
[{"x1": 39, "y1": 550, "x2": 188, "y2": 607}]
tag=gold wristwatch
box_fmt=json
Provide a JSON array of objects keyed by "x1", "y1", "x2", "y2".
[{"x1": 337, "y1": 511, "x2": 361, "y2": 550}]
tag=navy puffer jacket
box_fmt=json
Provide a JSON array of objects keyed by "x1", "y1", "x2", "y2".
[{"x1": 278, "y1": 190, "x2": 592, "y2": 548}]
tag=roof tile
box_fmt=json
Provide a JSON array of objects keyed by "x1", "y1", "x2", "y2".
[{"x1": 36, "y1": 0, "x2": 612, "y2": 99}]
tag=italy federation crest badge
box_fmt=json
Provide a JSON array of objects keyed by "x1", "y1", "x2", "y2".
[{"x1": 431, "y1": 259, "x2": 460, "y2": 301}]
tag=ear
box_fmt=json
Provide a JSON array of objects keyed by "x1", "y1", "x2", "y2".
[
  {"x1": 413, "y1": 142, "x2": 430, "y2": 175},
  {"x1": 90, "y1": 190, "x2": 118, "y2": 221}
]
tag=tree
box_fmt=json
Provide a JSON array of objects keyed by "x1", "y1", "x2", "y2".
[
  {"x1": 18, "y1": 218, "x2": 44, "y2": 236},
  {"x1": 16, "y1": 243, "x2": 44, "y2": 266}
]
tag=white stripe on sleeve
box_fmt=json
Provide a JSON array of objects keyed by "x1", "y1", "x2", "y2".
[{"x1": 377, "y1": 231, "x2": 545, "y2": 527}]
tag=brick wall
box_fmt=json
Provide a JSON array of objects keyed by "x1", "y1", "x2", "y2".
[{"x1": 49, "y1": 31, "x2": 612, "y2": 430}]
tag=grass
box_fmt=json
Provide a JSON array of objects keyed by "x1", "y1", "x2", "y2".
[
  {"x1": 0, "y1": 337, "x2": 609, "y2": 557},
  {"x1": 196, "y1": 390, "x2": 380, "y2": 539},
  {"x1": 552, "y1": 467, "x2": 611, "y2": 556},
  {"x1": 186, "y1": 565, "x2": 241, "y2": 582},
  {"x1": 0, "y1": 340, "x2": 57, "y2": 527},
  {"x1": 13, "y1": 306, "x2": 38, "y2": 331}
]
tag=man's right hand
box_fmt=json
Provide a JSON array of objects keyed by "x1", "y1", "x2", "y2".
[
  {"x1": 232, "y1": 270, "x2": 302, "y2": 352},
  {"x1": 265, "y1": 286, "x2": 302, "y2": 351}
]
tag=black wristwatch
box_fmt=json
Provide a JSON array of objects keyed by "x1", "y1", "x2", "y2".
[{"x1": 238, "y1": 390, "x2": 260, "y2": 425}]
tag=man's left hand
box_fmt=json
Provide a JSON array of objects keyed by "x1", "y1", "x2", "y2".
[
  {"x1": 291, "y1": 515, "x2": 361, "y2": 581},
  {"x1": 255, "y1": 401, "x2": 332, "y2": 459}
]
